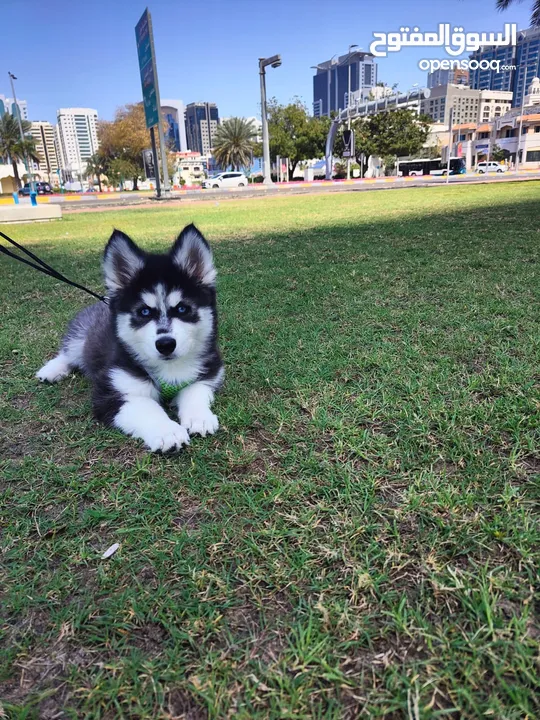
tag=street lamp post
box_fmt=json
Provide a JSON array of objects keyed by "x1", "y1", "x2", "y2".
[
  {"x1": 446, "y1": 107, "x2": 454, "y2": 184},
  {"x1": 8, "y1": 72, "x2": 34, "y2": 196},
  {"x1": 346, "y1": 44, "x2": 358, "y2": 180},
  {"x1": 259, "y1": 54, "x2": 281, "y2": 185},
  {"x1": 515, "y1": 82, "x2": 527, "y2": 174}
]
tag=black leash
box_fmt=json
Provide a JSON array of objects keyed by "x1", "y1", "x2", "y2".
[{"x1": 0, "y1": 231, "x2": 108, "y2": 304}]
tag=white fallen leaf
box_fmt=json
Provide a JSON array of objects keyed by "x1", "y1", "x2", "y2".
[{"x1": 101, "y1": 543, "x2": 120, "y2": 559}]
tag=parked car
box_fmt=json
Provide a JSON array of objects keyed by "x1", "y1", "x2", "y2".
[
  {"x1": 19, "y1": 182, "x2": 53, "y2": 196},
  {"x1": 477, "y1": 161, "x2": 507, "y2": 174},
  {"x1": 202, "y1": 172, "x2": 248, "y2": 189}
]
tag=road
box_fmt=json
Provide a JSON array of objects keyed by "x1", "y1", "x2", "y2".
[{"x1": 6, "y1": 171, "x2": 540, "y2": 211}]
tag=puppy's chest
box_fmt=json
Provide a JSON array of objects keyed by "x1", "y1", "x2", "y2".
[{"x1": 147, "y1": 356, "x2": 203, "y2": 387}]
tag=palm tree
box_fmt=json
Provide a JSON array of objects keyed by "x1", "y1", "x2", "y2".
[
  {"x1": 212, "y1": 117, "x2": 256, "y2": 171},
  {"x1": 84, "y1": 152, "x2": 108, "y2": 192},
  {"x1": 497, "y1": 0, "x2": 540, "y2": 26},
  {"x1": 0, "y1": 113, "x2": 41, "y2": 189}
]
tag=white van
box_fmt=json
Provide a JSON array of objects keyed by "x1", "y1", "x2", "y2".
[
  {"x1": 477, "y1": 161, "x2": 507, "y2": 174},
  {"x1": 202, "y1": 172, "x2": 248, "y2": 189}
]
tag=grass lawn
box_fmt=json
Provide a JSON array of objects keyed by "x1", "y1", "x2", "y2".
[{"x1": 1, "y1": 183, "x2": 539, "y2": 719}]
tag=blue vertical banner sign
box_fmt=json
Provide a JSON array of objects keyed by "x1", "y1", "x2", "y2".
[{"x1": 135, "y1": 9, "x2": 160, "y2": 129}]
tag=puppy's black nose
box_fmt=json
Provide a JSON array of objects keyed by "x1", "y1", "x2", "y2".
[{"x1": 155, "y1": 336, "x2": 176, "y2": 356}]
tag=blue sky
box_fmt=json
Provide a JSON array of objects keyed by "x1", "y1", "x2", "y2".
[{"x1": 0, "y1": 0, "x2": 533, "y2": 125}]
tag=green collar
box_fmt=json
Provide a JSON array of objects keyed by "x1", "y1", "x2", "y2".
[{"x1": 158, "y1": 380, "x2": 192, "y2": 403}]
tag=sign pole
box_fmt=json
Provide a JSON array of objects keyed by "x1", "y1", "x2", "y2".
[
  {"x1": 446, "y1": 108, "x2": 453, "y2": 184},
  {"x1": 135, "y1": 8, "x2": 170, "y2": 197},
  {"x1": 147, "y1": 11, "x2": 170, "y2": 192},
  {"x1": 150, "y1": 128, "x2": 161, "y2": 198}
]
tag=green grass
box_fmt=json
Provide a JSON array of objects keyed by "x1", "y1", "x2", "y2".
[{"x1": 1, "y1": 183, "x2": 539, "y2": 719}]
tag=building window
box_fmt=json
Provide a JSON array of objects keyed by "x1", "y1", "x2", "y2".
[{"x1": 526, "y1": 150, "x2": 540, "y2": 161}]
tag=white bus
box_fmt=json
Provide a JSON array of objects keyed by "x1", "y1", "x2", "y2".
[{"x1": 398, "y1": 157, "x2": 466, "y2": 177}]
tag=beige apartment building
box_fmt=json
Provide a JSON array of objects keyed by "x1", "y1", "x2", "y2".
[
  {"x1": 30, "y1": 121, "x2": 59, "y2": 182},
  {"x1": 422, "y1": 84, "x2": 513, "y2": 126}
]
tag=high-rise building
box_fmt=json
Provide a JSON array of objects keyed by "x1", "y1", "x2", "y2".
[
  {"x1": 514, "y1": 27, "x2": 540, "y2": 107},
  {"x1": 185, "y1": 102, "x2": 219, "y2": 155},
  {"x1": 0, "y1": 94, "x2": 28, "y2": 120},
  {"x1": 312, "y1": 50, "x2": 377, "y2": 117},
  {"x1": 161, "y1": 100, "x2": 188, "y2": 152},
  {"x1": 469, "y1": 26, "x2": 540, "y2": 107},
  {"x1": 427, "y1": 68, "x2": 469, "y2": 88},
  {"x1": 56, "y1": 108, "x2": 99, "y2": 177},
  {"x1": 30, "y1": 121, "x2": 59, "y2": 181}
]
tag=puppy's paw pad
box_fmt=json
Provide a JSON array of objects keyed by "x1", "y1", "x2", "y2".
[
  {"x1": 145, "y1": 422, "x2": 190, "y2": 453},
  {"x1": 181, "y1": 411, "x2": 219, "y2": 437}
]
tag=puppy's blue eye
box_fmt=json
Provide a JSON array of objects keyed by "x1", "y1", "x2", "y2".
[
  {"x1": 176, "y1": 303, "x2": 189, "y2": 314},
  {"x1": 139, "y1": 307, "x2": 151, "y2": 317}
]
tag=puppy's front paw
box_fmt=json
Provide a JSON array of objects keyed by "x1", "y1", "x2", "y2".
[
  {"x1": 36, "y1": 356, "x2": 70, "y2": 383},
  {"x1": 181, "y1": 409, "x2": 219, "y2": 437},
  {"x1": 144, "y1": 421, "x2": 190, "y2": 453}
]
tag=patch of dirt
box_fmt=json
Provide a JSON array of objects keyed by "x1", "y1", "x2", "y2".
[
  {"x1": 218, "y1": 593, "x2": 291, "y2": 667},
  {"x1": 71, "y1": 567, "x2": 99, "y2": 597},
  {"x1": 137, "y1": 565, "x2": 159, "y2": 589},
  {"x1": 432, "y1": 459, "x2": 460, "y2": 476},
  {"x1": 466, "y1": 354, "x2": 489, "y2": 373},
  {"x1": 2, "y1": 608, "x2": 52, "y2": 647},
  {"x1": 129, "y1": 622, "x2": 168, "y2": 657},
  {"x1": 519, "y1": 454, "x2": 540, "y2": 477},
  {"x1": 0, "y1": 641, "x2": 96, "y2": 706},
  {"x1": 172, "y1": 500, "x2": 206, "y2": 533},
  {"x1": 374, "y1": 478, "x2": 409, "y2": 509},
  {"x1": 496, "y1": 597, "x2": 524, "y2": 621},
  {"x1": 225, "y1": 427, "x2": 288, "y2": 482},
  {"x1": 166, "y1": 688, "x2": 208, "y2": 720},
  {"x1": 46, "y1": 437, "x2": 150, "y2": 473},
  {"x1": 0, "y1": 420, "x2": 53, "y2": 460},
  {"x1": 9, "y1": 393, "x2": 35, "y2": 411}
]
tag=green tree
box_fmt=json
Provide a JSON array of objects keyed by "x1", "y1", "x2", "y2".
[
  {"x1": 335, "y1": 109, "x2": 432, "y2": 165},
  {"x1": 491, "y1": 143, "x2": 508, "y2": 162},
  {"x1": 84, "y1": 151, "x2": 108, "y2": 192},
  {"x1": 213, "y1": 117, "x2": 256, "y2": 171},
  {"x1": 0, "y1": 113, "x2": 41, "y2": 189},
  {"x1": 422, "y1": 139, "x2": 443, "y2": 160},
  {"x1": 497, "y1": 0, "x2": 540, "y2": 26},
  {"x1": 109, "y1": 158, "x2": 138, "y2": 190},
  {"x1": 333, "y1": 161, "x2": 347, "y2": 179},
  {"x1": 98, "y1": 104, "x2": 153, "y2": 190},
  {"x1": 259, "y1": 98, "x2": 330, "y2": 177}
]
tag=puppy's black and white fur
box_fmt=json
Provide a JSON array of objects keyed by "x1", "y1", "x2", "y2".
[{"x1": 37, "y1": 225, "x2": 223, "y2": 452}]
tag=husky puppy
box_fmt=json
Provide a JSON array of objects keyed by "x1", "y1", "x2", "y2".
[{"x1": 37, "y1": 224, "x2": 223, "y2": 452}]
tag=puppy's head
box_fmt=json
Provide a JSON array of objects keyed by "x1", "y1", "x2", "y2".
[{"x1": 103, "y1": 224, "x2": 216, "y2": 366}]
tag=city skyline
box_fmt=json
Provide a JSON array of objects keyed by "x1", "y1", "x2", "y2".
[{"x1": 0, "y1": 0, "x2": 533, "y2": 127}]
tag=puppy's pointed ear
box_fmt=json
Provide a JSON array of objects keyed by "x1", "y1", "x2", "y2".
[
  {"x1": 170, "y1": 224, "x2": 216, "y2": 286},
  {"x1": 103, "y1": 230, "x2": 145, "y2": 293}
]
